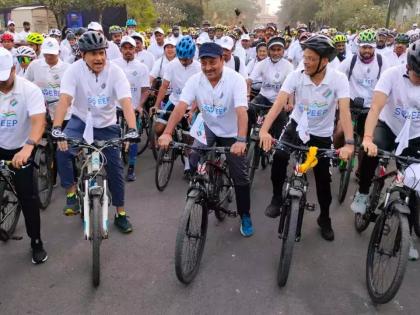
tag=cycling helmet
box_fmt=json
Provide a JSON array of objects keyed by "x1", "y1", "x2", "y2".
[
  {"x1": 376, "y1": 28, "x2": 388, "y2": 37},
  {"x1": 410, "y1": 32, "x2": 420, "y2": 44},
  {"x1": 256, "y1": 41, "x2": 267, "y2": 51},
  {"x1": 329, "y1": 28, "x2": 337, "y2": 36},
  {"x1": 16, "y1": 46, "x2": 36, "y2": 58},
  {"x1": 407, "y1": 39, "x2": 420, "y2": 76},
  {"x1": 1, "y1": 32, "x2": 14, "y2": 42},
  {"x1": 176, "y1": 36, "x2": 196, "y2": 59},
  {"x1": 78, "y1": 31, "x2": 108, "y2": 52},
  {"x1": 333, "y1": 34, "x2": 347, "y2": 44},
  {"x1": 49, "y1": 29, "x2": 62, "y2": 37},
  {"x1": 109, "y1": 25, "x2": 123, "y2": 34},
  {"x1": 75, "y1": 27, "x2": 87, "y2": 37},
  {"x1": 26, "y1": 33, "x2": 44, "y2": 45},
  {"x1": 300, "y1": 34, "x2": 336, "y2": 62},
  {"x1": 66, "y1": 32, "x2": 76, "y2": 40},
  {"x1": 395, "y1": 33, "x2": 410, "y2": 45},
  {"x1": 267, "y1": 36, "x2": 285, "y2": 49},
  {"x1": 226, "y1": 30, "x2": 239, "y2": 41},
  {"x1": 358, "y1": 29, "x2": 376, "y2": 45},
  {"x1": 126, "y1": 19, "x2": 137, "y2": 27},
  {"x1": 215, "y1": 24, "x2": 224, "y2": 30}
]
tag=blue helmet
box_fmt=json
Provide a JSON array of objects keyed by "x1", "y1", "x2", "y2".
[
  {"x1": 126, "y1": 19, "x2": 137, "y2": 27},
  {"x1": 176, "y1": 36, "x2": 196, "y2": 59}
]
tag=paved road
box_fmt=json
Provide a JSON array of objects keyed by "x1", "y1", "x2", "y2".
[{"x1": 1, "y1": 150, "x2": 419, "y2": 315}]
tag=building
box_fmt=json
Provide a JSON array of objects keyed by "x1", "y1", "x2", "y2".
[{"x1": 254, "y1": 0, "x2": 278, "y2": 26}]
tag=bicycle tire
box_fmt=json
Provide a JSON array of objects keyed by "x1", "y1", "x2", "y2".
[
  {"x1": 92, "y1": 195, "x2": 102, "y2": 287},
  {"x1": 0, "y1": 182, "x2": 21, "y2": 237},
  {"x1": 137, "y1": 111, "x2": 150, "y2": 155},
  {"x1": 34, "y1": 146, "x2": 53, "y2": 209},
  {"x1": 261, "y1": 152, "x2": 269, "y2": 170},
  {"x1": 413, "y1": 195, "x2": 420, "y2": 237},
  {"x1": 155, "y1": 148, "x2": 175, "y2": 191},
  {"x1": 175, "y1": 192, "x2": 208, "y2": 284},
  {"x1": 149, "y1": 119, "x2": 158, "y2": 160},
  {"x1": 366, "y1": 208, "x2": 409, "y2": 304},
  {"x1": 247, "y1": 141, "x2": 260, "y2": 189},
  {"x1": 354, "y1": 179, "x2": 384, "y2": 233},
  {"x1": 209, "y1": 164, "x2": 232, "y2": 222},
  {"x1": 338, "y1": 156, "x2": 354, "y2": 204},
  {"x1": 277, "y1": 197, "x2": 300, "y2": 287}
]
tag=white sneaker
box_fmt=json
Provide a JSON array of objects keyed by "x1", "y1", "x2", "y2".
[
  {"x1": 409, "y1": 238, "x2": 419, "y2": 261},
  {"x1": 350, "y1": 192, "x2": 368, "y2": 215}
]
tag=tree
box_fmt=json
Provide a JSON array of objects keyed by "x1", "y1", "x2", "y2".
[
  {"x1": 152, "y1": 0, "x2": 187, "y2": 25},
  {"x1": 35, "y1": 0, "x2": 76, "y2": 29},
  {"x1": 125, "y1": 0, "x2": 157, "y2": 27},
  {"x1": 206, "y1": 0, "x2": 260, "y2": 26},
  {"x1": 277, "y1": 0, "x2": 320, "y2": 27},
  {"x1": 79, "y1": 0, "x2": 124, "y2": 24}
]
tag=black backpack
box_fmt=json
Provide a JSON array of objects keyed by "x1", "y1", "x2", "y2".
[
  {"x1": 348, "y1": 53, "x2": 383, "y2": 80},
  {"x1": 233, "y1": 55, "x2": 240, "y2": 72}
]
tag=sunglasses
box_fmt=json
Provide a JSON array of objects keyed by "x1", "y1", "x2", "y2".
[{"x1": 17, "y1": 56, "x2": 33, "y2": 64}]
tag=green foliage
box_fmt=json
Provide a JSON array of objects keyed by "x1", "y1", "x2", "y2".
[{"x1": 125, "y1": 0, "x2": 157, "y2": 27}]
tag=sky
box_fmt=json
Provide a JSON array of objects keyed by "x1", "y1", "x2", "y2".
[{"x1": 266, "y1": 0, "x2": 279, "y2": 14}]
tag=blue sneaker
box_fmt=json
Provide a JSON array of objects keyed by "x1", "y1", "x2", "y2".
[{"x1": 240, "y1": 214, "x2": 254, "y2": 237}]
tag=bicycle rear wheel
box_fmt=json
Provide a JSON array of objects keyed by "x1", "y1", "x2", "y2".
[
  {"x1": 247, "y1": 141, "x2": 260, "y2": 189},
  {"x1": 91, "y1": 195, "x2": 102, "y2": 287},
  {"x1": 338, "y1": 157, "x2": 354, "y2": 204},
  {"x1": 366, "y1": 208, "x2": 409, "y2": 304},
  {"x1": 208, "y1": 164, "x2": 232, "y2": 222},
  {"x1": 277, "y1": 197, "x2": 300, "y2": 287},
  {"x1": 34, "y1": 146, "x2": 54, "y2": 209},
  {"x1": 148, "y1": 119, "x2": 159, "y2": 160},
  {"x1": 0, "y1": 182, "x2": 21, "y2": 238},
  {"x1": 355, "y1": 179, "x2": 384, "y2": 233},
  {"x1": 155, "y1": 148, "x2": 175, "y2": 191},
  {"x1": 413, "y1": 194, "x2": 420, "y2": 237},
  {"x1": 137, "y1": 111, "x2": 150, "y2": 155},
  {"x1": 175, "y1": 191, "x2": 208, "y2": 284}
]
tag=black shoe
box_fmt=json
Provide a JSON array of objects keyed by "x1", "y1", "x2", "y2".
[
  {"x1": 31, "y1": 239, "x2": 48, "y2": 264},
  {"x1": 265, "y1": 197, "x2": 282, "y2": 218},
  {"x1": 317, "y1": 216, "x2": 335, "y2": 241}
]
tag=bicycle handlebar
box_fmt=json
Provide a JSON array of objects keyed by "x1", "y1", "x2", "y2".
[
  {"x1": 170, "y1": 141, "x2": 231, "y2": 154},
  {"x1": 376, "y1": 149, "x2": 420, "y2": 165},
  {"x1": 249, "y1": 102, "x2": 272, "y2": 109},
  {"x1": 272, "y1": 139, "x2": 338, "y2": 156}
]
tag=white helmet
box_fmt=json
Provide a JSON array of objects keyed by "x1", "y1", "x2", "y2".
[
  {"x1": 49, "y1": 28, "x2": 62, "y2": 37},
  {"x1": 16, "y1": 46, "x2": 37, "y2": 59}
]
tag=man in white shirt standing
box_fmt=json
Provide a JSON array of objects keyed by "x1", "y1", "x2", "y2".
[
  {"x1": 52, "y1": 31, "x2": 139, "y2": 234},
  {"x1": 0, "y1": 48, "x2": 48, "y2": 264},
  {"x1": 158, "y1": 42, "x2": 254, "y2": 237},
  {"x1": 17, "y1": 21, "x2": 31, "y2": 44},
  {"x1": 113, "y1": 36, "x2": 150, "y2": 181},
  {"x1": 148, "y1": 28, "x2": 165, "y2": 60},
  {"x1": 220, "y1": 36, "x2": 248, "y2": 79},
  {"x1": 131, "y1": 32, "x2": 155, "y2": 71},
  {"x1": 386, "y1": 33, "x2": 410, "y2": 67}
]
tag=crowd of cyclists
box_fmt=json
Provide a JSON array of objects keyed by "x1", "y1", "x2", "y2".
[{"x1": 0, "y1": 17, "x2": 419, "y2": 271}]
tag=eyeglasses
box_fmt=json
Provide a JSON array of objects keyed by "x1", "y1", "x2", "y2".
[{"x1": 17, "y1": 56, "x2": 33, "y2": 64}]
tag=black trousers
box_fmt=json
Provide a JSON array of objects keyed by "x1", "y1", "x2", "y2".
[
  {"x1": 0, "y1": 147, "x2": 41, "y2": 240},
  {"x1": 271, "y1": 120, "x2": 333, "y2": 219}
]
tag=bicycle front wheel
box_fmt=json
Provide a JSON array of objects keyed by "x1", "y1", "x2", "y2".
[
  {"x1": 355, "y1": 179, "x2": 384, "y2": 233},
  {"x1": 137, "y1": 111, "x2": 150, "y2": 155},
  {"x1": 155, "y1": 148, "x2": 175, "y2": 191},
  {"x1": 277, "y1": 197, "x2": 300, "y2": 287},
  {"x1": 366, "y1": 208, "x2": 410, "y2": 304},
  {"x1": 34, "y1": 146, "x2": 53, "y2": 210},
  {"x1": 0, "y1": 182, "x2": 21, "y2": 238},
  {"x1": 148, "y1": 120, "x2": 158, "y2": 160},
  {"x1": 413, "y1": 195, "x2": 420, "y2": 237},
  {"x1": 91, "y1": 195, "x2": 102, "y2": 287},
  {"x1": 175, "y1": 191, "x2": 208, "y2": 284},
  {"x1": 247, "y1": 140, "x2": 260, "y2": 189},
  {"x1": 338, "y1": 157, "x2": 354, "y2": 204}
]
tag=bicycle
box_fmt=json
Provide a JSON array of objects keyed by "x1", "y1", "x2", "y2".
[
  {"x1": 337, "y1": 97, "x2": 369, "y2": 203},
  {"x1": 154, "y1": 110, "x2": 192, "y2": 191},
  {"x1": 247, "y1": 102, "x2": 273, "y2": 188},
  {"x1": 173, "y1": 142, "x2": 235, "y2": 284},
  {"x1": 365, "y1": 150, "x2": 420, "y2": 304},
  {"x1": 272, "y1": 140, "x2": 338, "y2": 287},
  {"x1": 0, "y1": 160, "x2": 27, "y2": 242},
  {"x1": 65, "y1": 137, "x2": 124, "y2": 287}
]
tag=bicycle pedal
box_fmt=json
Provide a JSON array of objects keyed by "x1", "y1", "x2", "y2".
[
  {"x1": 305, "y1": 203, "x2": 316, "y2": 211},
  {"x1": 227, "y1": 210, "x2": 238, "y2": 217},
  {"x1": 295, "y1": 235, "x2": 301, "y2": 242}
]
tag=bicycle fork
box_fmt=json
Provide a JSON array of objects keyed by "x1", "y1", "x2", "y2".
[{"x1": 83, "y1": 179, "x2": 109, "y2": 240}]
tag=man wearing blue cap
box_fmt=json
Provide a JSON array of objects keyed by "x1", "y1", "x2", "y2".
[{"x1": 158, "y1": 42, "x2": 253, "y2": 237}]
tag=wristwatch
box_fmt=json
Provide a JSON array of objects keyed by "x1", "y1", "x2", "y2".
[
  {"x1": 25, "y1": 138, "x2": 37, "y2": 146},
  {"x1": 345, "y1": 139, "x2": 355, "y2": 145},
  {"x1": 236, "y1": 136, "x2": 247, "y2": 143}
]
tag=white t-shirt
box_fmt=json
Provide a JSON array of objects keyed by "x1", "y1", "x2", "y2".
[
  {"x1": 287, "y1": 41, "x2": 303, "y2": 68},
  {"x1": 25, "y1": 58, "x2": 71, "y2": 119},
  {"x1": 147, "y1": 42, "x2": 164, "y2": 60},
  {"x1": 136, "y1": 50, "x2": 155, "y2": 72},
  {"x1": 386, "y1": 51, "x2": 407, "y2": 67},
  {"x1": 106, "y1": 41, "x2": 121, "y2": 60},
  {"x1": 150, "y1": 56, "x2": 171, "y2": 79},
  {"x1": 60, "y1": 59, "x2": 131, "y2": 128},
  {"x1": 377, "y1": 64, "x2": 420, "y2": 139},
  {"x1": 180, "y1": 67, "x2": 248, "y2": 138},
  {"x1": 16, "y1": 30, "x2": 30, "y2": 43},
  {"x1": 225, "y1": 55, "x2": 248, "y2": 79},
  {"x1": 0, "y1": 76, "x2": 46, "y2": 150},
  {"x1": 233, "y1": 44, "x2": 246, "y2": 65},
  {"x1": 281, "y1": 67, "x2": 350, "y2": 137},
  {"x1": 249, "y1": 58, "x2": 293, "y2": 103},
  {"x1": 163, "y1": 58, "x2": 201, "y2": 105},
  {"x1": 113, "y1": 58, "x2": 150, "y2": 108},
  {"x1": 338, "y1": 53, "x2": 389, "y2": 108}
]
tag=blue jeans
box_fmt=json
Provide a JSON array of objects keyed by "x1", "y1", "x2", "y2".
[{"x1": 56, "y1": 116, "x2": 125, "y2": 207}]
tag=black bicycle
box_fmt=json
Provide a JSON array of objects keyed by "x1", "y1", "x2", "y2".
[
  {"x1": 365, "y1": 150, "x2": 420, "y2": 304},
  {"x1": 272, "y1": 140, "x2": 338, "y2": 287},
  {"x1": 173, "y1": 142, "x2": 235, "y2": 284},
  {"x1": 247, "y1": 102, "x2": 273, "y2": 188},
  {"x1": 0, "y1": 160, "x2": 24, "y2": 242}
]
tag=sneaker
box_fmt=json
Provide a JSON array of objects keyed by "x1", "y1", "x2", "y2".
[
  {"x1": 63, "y1": 193, "x2": 80, "y2": 216},
  {"x1": 126, "y1": 166, "x2": 136, "y2": 182},
  {"x1": 240, "y1": 214, "x2": 254, "y2": 237},
  {"x1": 350, "y1": 192, "x2": 368, "y2": 215},
  {"x1": 265, "y1": 196, "x2": 282, "y2": 218},
  {"x1": 31, "y1": 239, "x2": 48, "y2": 264},
  {"x1": 409, "y1": 238, "x2": 419, "y2": 261},
  {"x1": 114, "y1": 212, "x2": 133, "y2": 233},
  {"x1": 317, "y1": 216, "x2": 335, "y2": 241}
]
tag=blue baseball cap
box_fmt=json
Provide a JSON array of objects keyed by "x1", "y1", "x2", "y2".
[{"x1": 199, "y1": 42, "x2": 223, "y2": 58}]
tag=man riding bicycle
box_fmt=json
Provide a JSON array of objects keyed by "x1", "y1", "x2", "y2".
[{"x1": 52, "y1": 31, "x2": 139, "y2": 233}]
